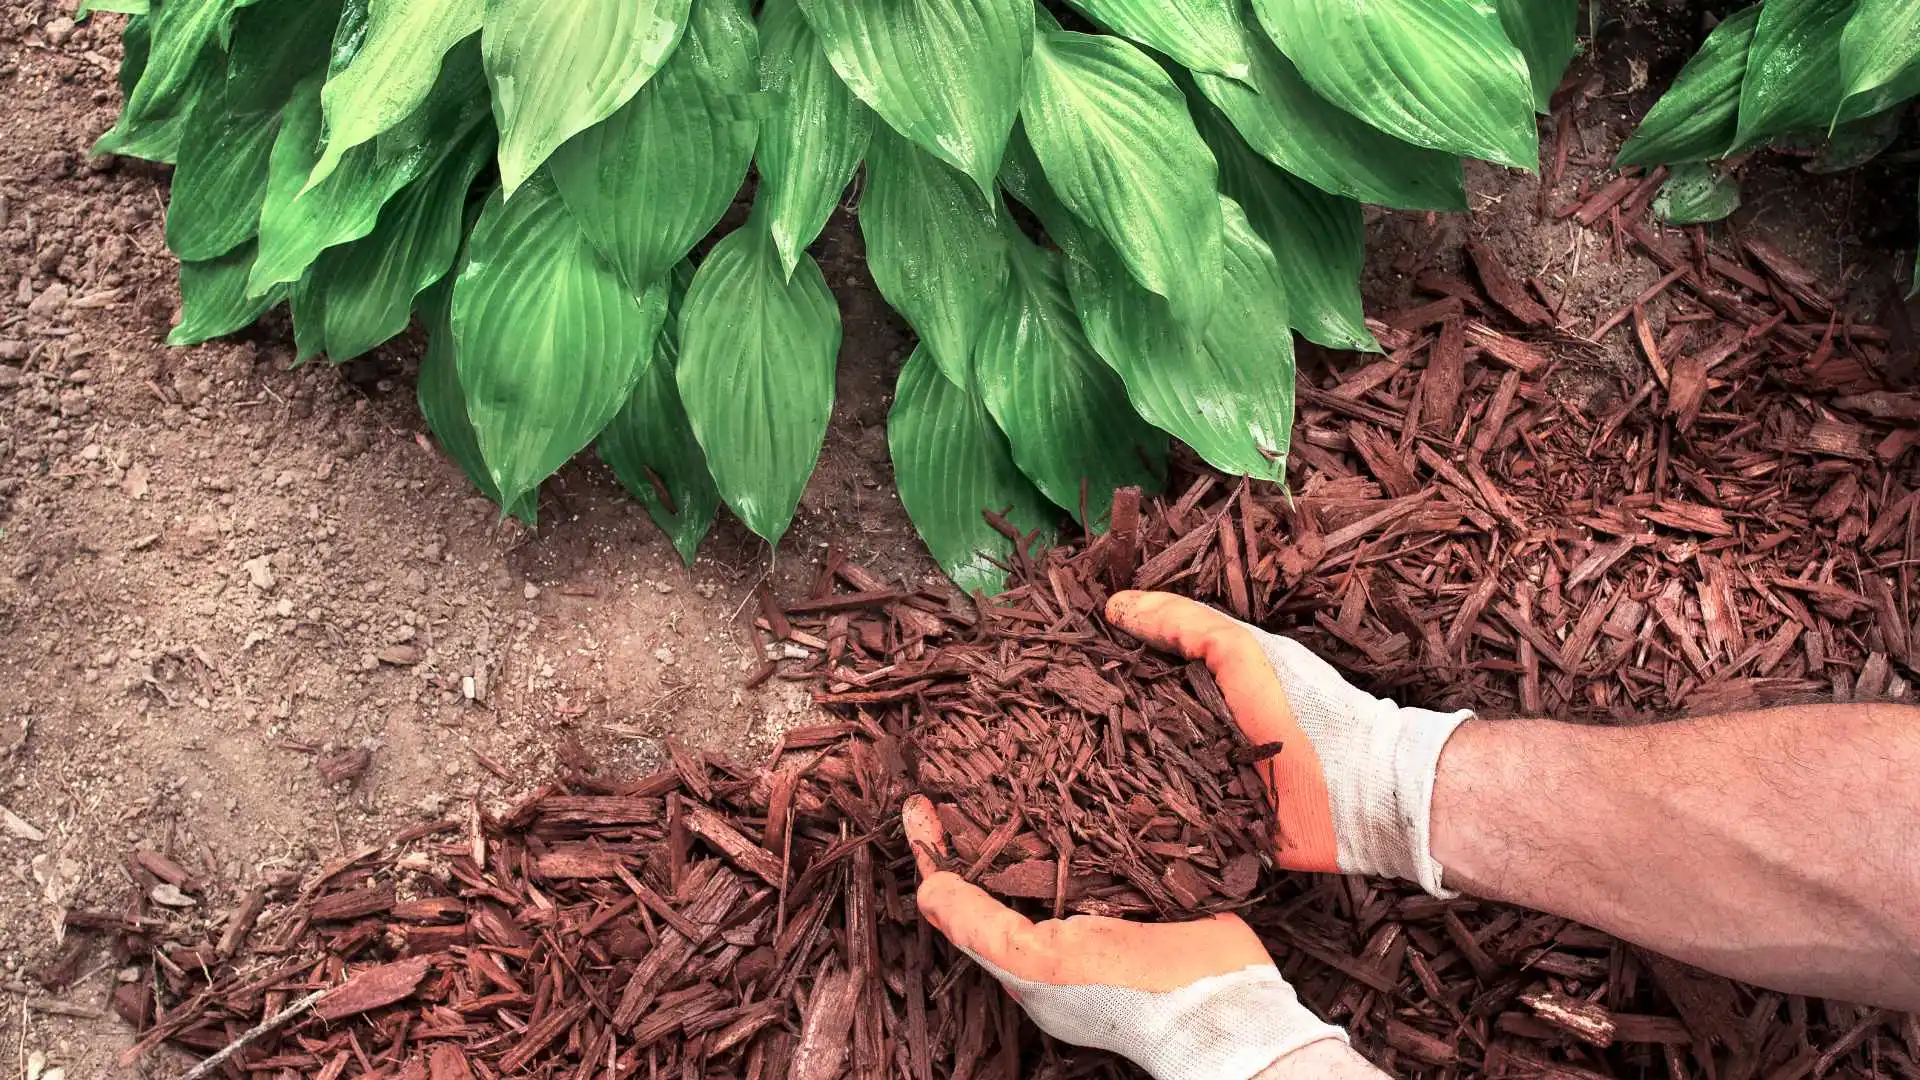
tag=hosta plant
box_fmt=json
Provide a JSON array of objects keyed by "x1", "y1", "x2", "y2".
[
  {"x1": 87, "y1": 0, "x2": 1576, "y2": 592},
  {"x1": 1620, "y1": 0, "x2": 1919, "y2": 285}
]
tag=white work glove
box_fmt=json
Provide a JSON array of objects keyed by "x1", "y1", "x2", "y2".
[
  {"x1": 903, "y1": 797, "x2": 1350, "y2": 1080},
  {"x1": 1107, "y1": 591, "x2": 1474, "y2": 897}
]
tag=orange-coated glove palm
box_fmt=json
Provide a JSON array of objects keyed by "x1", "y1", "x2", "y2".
[
  {"x1": 904, "y1": 797, "x2": 1346, "y2": 1080},
  {"x1": 1106, "y1": 591, "x2": 1473, "y2": 896}
]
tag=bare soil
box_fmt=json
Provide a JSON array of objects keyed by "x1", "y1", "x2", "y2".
[{"x1": 0, "y1": 1, "x2": 1907, "y2": 1074}]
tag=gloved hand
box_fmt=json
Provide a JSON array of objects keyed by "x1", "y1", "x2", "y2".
[
  {"x1": 1106, "y1": 591, "x2": 1473, "y2": 897},
  {"x1": 904, "y1": 796, "x2": 1348, "y2": 1080}
]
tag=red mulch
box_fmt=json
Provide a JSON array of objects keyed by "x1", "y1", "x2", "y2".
[{"x1": 84, "y1": 175, "x2": 1920, "y2": 1078}]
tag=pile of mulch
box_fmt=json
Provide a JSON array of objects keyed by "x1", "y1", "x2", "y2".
[{"x1": 86, "y1": 175, "x2": 1919, "y2": 1077}]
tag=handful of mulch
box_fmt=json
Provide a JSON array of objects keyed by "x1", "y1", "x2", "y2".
[{"x1": 897, "y1": 563, "x2": 1279, "y2": 919}]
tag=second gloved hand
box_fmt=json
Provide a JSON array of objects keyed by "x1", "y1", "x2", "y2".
[
  {"x1": 904, "y1": 796, "x2": 1348, "y2": 1080},
  {"x1": 1106, "y1": 591, "x2": 1473, "y2": 897}
]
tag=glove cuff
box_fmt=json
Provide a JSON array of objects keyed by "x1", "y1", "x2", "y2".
[
  {"x1": 1393, "y1": 708, "x2": 1473, "y2": 898},
  {"x1": 1338, "y1": 706, "x2": 1472, "y2": 896},
  {"x1": 1135, "y1": 966, "x2": 1349, "y2": 1080}
]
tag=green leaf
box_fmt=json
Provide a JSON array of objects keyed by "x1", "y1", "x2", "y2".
[
  {"x1": 168, "y1": 241, "x2": 287, "y2": 346},
  {"x1": 417, "y1": 284, "x2": 537, "y2": 524},
  {"x1": 253, "y1": 44, "x2": 492, "y2": 295},
  {"x1": 223, "y1": 0, "x2": 344, "y2": 115},
  {"x1": 165, "y1": 86, "x2": 282, "y2": 260},
  {"x1": 1493, "y1": 0, "x2": 1578, "y2": 112},
  {"x1": 1617, "y1": 6, "x2": 1759, "y2": 167},
  {"x1": 1734, "y1": 0, "x2": 1854, "y2": 151},
  {"x1": 676, "y1": 218, "x2": 841, "y2": 546},
  {"x1": 975, "y1": 235, "x2": 1165, "y2": 527},
  {"x1": 1807, "y1": 106, "x2": 1906, "y2": 172},
  {"x1": 1838, "y1": 0, "x2": 1920, "y2": 118},
  {"x1": 1060, "y1": 0, "x2": 1251, "y2": 81},
  {"x1": 1069, "y1": 198, "x2": 1294, "y2": 481},
  {"x1": 1252, "y1": 0, "x2": 1537, "y2": 168},
  {"x1": 306, "y1": 0, "x2": 483, "y2": 189},
  {"x1": 104, "y1": 0, "x2": 234, "y2": 155},
  {"x1": 861, "y1": 126, "x2": 1007, "y2": 388},
  {"x1": 77, "y1": 0, "x2": 150, "y2": 20},
  {"x1": 1199, "y1": 104, "x2": 1376, "y2": 353},
  {"x1": 1021, "y1": 28, "x2": 1222, "y2": 326},
  {"x1": 452, "y1": 177, "x2": 673, "y2": 509},
  {"x1": 598, "y1": 277, "x2": 722, "y2": 564},
  {"x1": 1653, "y1": 162, "x2": 1742, "y2": 225},
  {"x1": 889, "y1": 345, "x2": 1056, "y2": 594},
  {"x1": 551, "y1": 0, "x2": 759, "y2": 294},
  {"x1": 482, "y1": 0, "x2": 695, "y2": 195},
  {"x1": 1192, "y1": 19, "x2": 1465, "y2": 211},
  {"x1": 297, "y1": 121, "x2": 496, "y2": 363},
  {"x1": 796, "y1": 0, "x2": 1032, "y2": 198},
  {"x1": 95, "y1": 13, "x2": 228, "y2": 163},
  {"x1": 757, "y1": 0, "x2": 874, "y2": 278}
]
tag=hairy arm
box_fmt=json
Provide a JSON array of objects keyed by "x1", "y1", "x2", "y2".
[{"x1": 1432, "y1": 703, "x2": 1920, "y2": 1009}]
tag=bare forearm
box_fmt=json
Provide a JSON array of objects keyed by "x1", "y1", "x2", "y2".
[
  {"x1": 1257, "y1": 1039, "x2": 1389, "y2": 1080},
  {"x1": 1432, "y1": 705, "x2": 1920, "y2": 1009}
]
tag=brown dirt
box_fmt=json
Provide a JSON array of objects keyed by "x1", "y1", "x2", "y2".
[{"x1": 0, "y1": 1, "x2": 1905, "y2": 1074}]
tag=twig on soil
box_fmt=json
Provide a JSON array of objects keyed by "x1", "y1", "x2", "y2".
[{"x1": 176, "y1": 989, "x2": 324, "y2": 1080}]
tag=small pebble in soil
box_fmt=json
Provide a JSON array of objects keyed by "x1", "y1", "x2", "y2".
[{"x1": 522, "y1": 582, "x2": 539, "y2": 600}]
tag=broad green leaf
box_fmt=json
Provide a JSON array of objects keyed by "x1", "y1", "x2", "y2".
[
  {"x1": 105, "y1": 0, "x2": 233, "y2": 151},
  {"x1": 77, "y1": 0, "x2": 149, "y2": 19},
  {"x1": 297, "y1": 123, "x2": 496, "y2": 363},
  {"x1": 1493, "y1": 0, "x2": 1578, "y2": 112},
  {"x1": 1617, "y1": 7, "x2": 1759, "y2": 167},
  {"x1": 889, "y1": 345, "x2": 1056, "y2": 593},
  {"x1": 482, "y1": 0, "x2": 695, "y2": 195},
  {"x1": 253, "y1": 45, "x2": 492, "y2": 295},
  {"x1": 1838, "y1": 0, "x2": 1920, "y2": 117},
  {"x1": 95, "y1": 14, "x2": 227, "y2": 163},
  {"x1": 417, "y1": 284, "x2": 537, "y2": 524},
  {"x1": 452, "y1": 178, "x2": 672, "y2": 509},
  {"x1": 165, "y1": 86, "x2": 281, "y2": 260},
  {"x1": 1069, "y1": 198, "x2": 1293, "y2": 481},
  {"x1": 598, "y1": 279, "x2": 722, "y2": 564},
  {"x1": 994, "y1": 125, "x2": 1095, "y2": 262},
  {"x1": 1654, "y1": 162, "x2": 1742, "y2": 225},
  {"x1": 1835, "y1": 58, "x2": 1920, "y2": 123},
  {"x1": 1807, "y1": 106, "x2": 1905, "y2": 172},
  {"x1": 1193, "y1": 20, "x2": 1465, "y2": 211},
  {"x1": 117, "y1": 14, "x2": 152, "y2": 99},
  {"x1": 1734, "y1": 0, "x2": 1853, "y2": 151},
  {"x1": 676, "y1": 219, "x2": 841, "y2": 546},
  {"x1": 168, "y1": 241, "x2": 287, "y2": 346},
  {"x1": 975, "y1": 235, "x2": 1165, "y2": 527},
  {"x1": 861, "y1": 127, "x2": 1007, "y2": 388},
  {"x1": 796, "y1": 0, "x2": 1032, "y2": 198},
  {"x1": 290, "y1": 270, "x2": 327, "y2": 364},
  {"x1": 1021, "y1": 28, "x2": 1222, "y2": 326},
  {"x1": 1060, "y1": 0, "x2": 1251, "y2": 81},
  {"x1": 551, "y1": 0, "x2": 759, "y2": 294},
  {"x1": 1199, "y1": 104, "x2": 1376, "y2": 352},
  {"x1": 307, "y1": 0, "x2": 483, "y2": 188},
  {"x1": 223, "y1": 0, "x2": 344, "y2": 115},
  {"x1": 1252, "y1": 0, "x2": 1537, "y2": 169},
  {"x1": 757, "y1": 0, "x2": 874, "y2": 279}
]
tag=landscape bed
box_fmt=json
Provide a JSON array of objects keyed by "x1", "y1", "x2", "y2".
[{"x1": 88, "y1": 206, "x2": 1918, "y2": 1073}]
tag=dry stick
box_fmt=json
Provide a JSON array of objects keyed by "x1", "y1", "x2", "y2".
[{"x1": 177, "y1": 989, "x2": 326, "y2": 1080}]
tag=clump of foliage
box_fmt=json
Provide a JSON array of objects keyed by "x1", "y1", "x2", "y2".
[
  {"x1": 1620, "y1": 0, "x2": 1919, "y2": 283},
  {"x1": 87, "y1": 0, "x2": 1575, "y2": 591}
]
